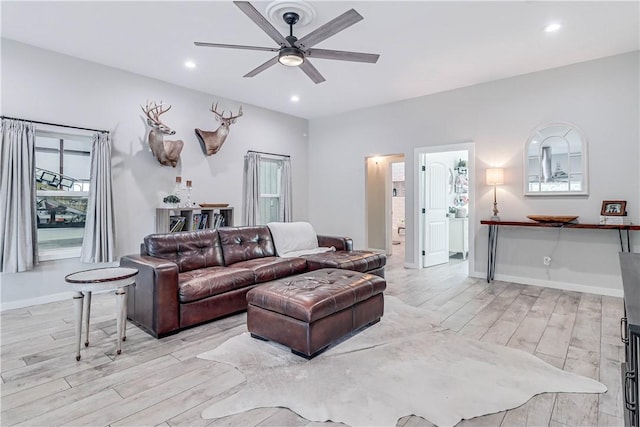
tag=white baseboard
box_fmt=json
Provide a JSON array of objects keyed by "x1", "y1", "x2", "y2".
[
  {"x1": 403, "y1": 262, "x2": 419, "y2": 269},
  {"x1": 1, "y1": 291, "x2": 73, "y2": 312},
  {"x1": 469, "y1": 271, "x2": 623, "y2": 298}
]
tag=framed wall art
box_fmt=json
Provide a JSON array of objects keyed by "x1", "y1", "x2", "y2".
[{"x1": 600, "y1": 200, "x2": 627, "y2": 216}]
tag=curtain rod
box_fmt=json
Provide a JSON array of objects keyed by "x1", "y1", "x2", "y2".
[
  {"x1": 247, "y1": 150, "x2": 290, "y2": 158},
  {"x1": 1, "y1": 115, "x2": 109, "y2": 134}
]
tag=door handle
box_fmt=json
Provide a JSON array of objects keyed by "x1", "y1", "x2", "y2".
[
  {"x1": 624, "y1": 370, "x2": 637, "y2": 411},
  {"x1": 621, "y1": 317, "x2": 629, "y2": 344}
]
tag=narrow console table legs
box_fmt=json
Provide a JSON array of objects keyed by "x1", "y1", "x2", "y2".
[
  {"x1": 83, "y1": 291, "x2": 91, "y2": 347},
  {"x1": 73, "y1": 292, "x2": 84, "y2": 361},
  {"x1": 115, "y1": 288, "x2": 127, "y2": 354},
  {"x1": 619, "y1": 229, "x2": 632, "y2": 252},
  {"x1": 73, "y1": 290, "x2": 94, "y2": 357},
  {"x1": 487, "y1": 224, "x2": 499, "y2": 283},
  {"x1": 71, "y1": 287, "x2": 129, "y2": 360}
]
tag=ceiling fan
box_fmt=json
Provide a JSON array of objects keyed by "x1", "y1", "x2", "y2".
[{"x1": 194, "y1": 1, "x2": 380, "y2": 84}]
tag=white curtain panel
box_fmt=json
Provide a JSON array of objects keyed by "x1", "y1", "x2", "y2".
[
  {"x1": 243, "y1": 152, "x2": 261, "y2": 226},
  {"x1": 80, "y1": 132, "x2": 116, "y2": 263},
  {"x1": 0, "y1": 119, "x2": 38, "y2": 272},
  {"x1": 279, "y1": 157, "x2": 292, "y2": 222}
]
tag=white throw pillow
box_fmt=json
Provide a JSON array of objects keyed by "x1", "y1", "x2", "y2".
[{"x1": 267, "y1": 221, "x2": 319, "y2": 256}]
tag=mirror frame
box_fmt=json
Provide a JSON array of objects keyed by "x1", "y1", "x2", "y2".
[{"x1": 524, "y1": 121, "x2": 589, "y2": 196}]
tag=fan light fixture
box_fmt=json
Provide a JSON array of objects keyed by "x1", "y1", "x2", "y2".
[
  {"x1": 278, "y1": 47, "x2": 304, "y2": 66},
  {"x1": 194, "y1": 2, "x2": 380, "y2": 84}
]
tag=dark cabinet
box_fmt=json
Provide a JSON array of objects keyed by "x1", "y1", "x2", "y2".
[
  {"x1": 620, "y1": 253, "x2": 640, "y2": 427},
  {"x1": 623, "y1": 323, "x2": 639, "y2": 427}
]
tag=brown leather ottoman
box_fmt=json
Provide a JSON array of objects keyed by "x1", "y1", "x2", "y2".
[{"x1": 246, "y1": 268, "x2": 386, "y2": 358}]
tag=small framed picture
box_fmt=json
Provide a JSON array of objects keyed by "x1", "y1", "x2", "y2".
[{"x1": 601, "y1": 200, "x2": 627, "y2": 216}]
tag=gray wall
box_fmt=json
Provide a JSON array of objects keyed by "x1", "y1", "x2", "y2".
[
  {"x1": 308, "y1": 51, "x2": 639, "y2": 296},
  {"x1": 1, "y1": 39, "x2": 309, "y2": 309},
  {"x1": 1, "y1": 39, "x2": 638, "y2": 308}
]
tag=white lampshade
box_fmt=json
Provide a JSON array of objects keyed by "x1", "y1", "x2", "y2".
[{"x1": 486, "y1": 168, "x2": 504, "y2": 186}]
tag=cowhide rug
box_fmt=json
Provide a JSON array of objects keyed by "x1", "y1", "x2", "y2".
[{"x1": 197, "y1": 296, "x2": 606, "y2": 427}]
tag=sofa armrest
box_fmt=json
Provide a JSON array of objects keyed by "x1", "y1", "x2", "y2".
[
  {"x1": 119, "y1": 254, "x2": 180, "y2": 338},
  {"x1": 317, "y1": 235, "x2": 353, "y2": 251}
]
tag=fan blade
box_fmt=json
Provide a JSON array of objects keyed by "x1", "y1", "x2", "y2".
[
  {"x1": 194, "y1": 42, "x2": 279, "y2": 52},
  {"x1": 299, "y1": 60, "x2": 326, "y2": 84},
  {"x1": 244, "y1": 56, "x2": 279, "y2": 78},
  {"x1": 296, "y1": 9, "x2": 363, "y2": 49},
  {"x1": 233, "y1": 1, "x2": 289, "y2": 47},
  {"x1": 305, "y1": 48, "x2": 379, "y2": 63}
]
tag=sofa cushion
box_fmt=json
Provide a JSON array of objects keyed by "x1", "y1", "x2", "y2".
[
  {"x1": 178, "y1": 266, "x2": 255, "y2": 303},
  {"x1": 231, "y1": 256, "x2": 307, "y2": 283},
  {"x1": 218, "y1": 226, "x2": 276, "y2": 266},
  {"x1": 302, "y1": 250, "x2": 387, "y2": 273},
  {"x1": 144, "y1": 229, "x2": 224, "y2": 273}
]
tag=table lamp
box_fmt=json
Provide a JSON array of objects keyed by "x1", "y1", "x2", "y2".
[{"x1": 486, "y1": 168, "x2": 504, "y2": 220}]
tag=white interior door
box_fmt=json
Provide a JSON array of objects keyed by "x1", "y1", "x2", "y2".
[{"x1": 422, "y1": 160, "x2": 449, "y2": 267}]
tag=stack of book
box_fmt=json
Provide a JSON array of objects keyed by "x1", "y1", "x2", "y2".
[
  {"x1": 169, "y1": 216, "x2": 186, "y2": 232},
  {"x1": 600, "y1": 215, "x2": 632, "y2": 225},
  {"x1": 213, "y1": 213, "x2": 225, "y2": 229},
  {"x1": 191, "y1": 213, "x2": 209, "y2": 230}
]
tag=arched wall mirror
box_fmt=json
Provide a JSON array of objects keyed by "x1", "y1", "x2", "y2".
[{"x1": 524, "y1": 122, "x2": 588, "y2": 196}]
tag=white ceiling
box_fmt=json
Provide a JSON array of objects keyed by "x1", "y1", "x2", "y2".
[{"x1": 2, "y1": 1, "x2": 638, "y2": 119}]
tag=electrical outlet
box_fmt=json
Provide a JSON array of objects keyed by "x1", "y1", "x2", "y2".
[{"x1": 543, "y1": 256, "x2": 552, "y2": 266}]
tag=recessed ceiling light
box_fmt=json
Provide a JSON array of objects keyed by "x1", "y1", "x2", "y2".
[
  {"x1": 185, "y1": 61, "x2": 197, "y2": 69},
  {"x1": 544, "y1": 23, "x2": 562, "y2": 33},
  {"x1": 290, "y1": 95, "x2": 300, "y2": 102}
]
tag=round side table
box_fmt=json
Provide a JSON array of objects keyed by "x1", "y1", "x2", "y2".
[{"x1": 65, "y1": 267, "x2": 138, "y2": 361}]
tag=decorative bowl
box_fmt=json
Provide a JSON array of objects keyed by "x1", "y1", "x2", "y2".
[
  {"x1": 199, "y1": 203, "x2": 229, "y2": 208},
  {"x1": 527, "y1": 215, "x2": 579, "y2": 223}
]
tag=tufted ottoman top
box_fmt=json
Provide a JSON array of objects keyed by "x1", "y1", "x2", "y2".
[{"x1": 246, "y1": 268, "x2": 386, "y2": 323}]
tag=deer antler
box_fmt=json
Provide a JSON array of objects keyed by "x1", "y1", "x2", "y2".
[
  {"x1": 210, "y1": 102, "x2": 243, "y2": 121},
  {"x1": 141, "y1": 101, "x2": 172, "y2": 126},
  {"x1": 228, "y1": 105, "x2": 243, "y2": 120},
  {"x1": 209, "y1": 102, "x2": 221, "y2": 118}
]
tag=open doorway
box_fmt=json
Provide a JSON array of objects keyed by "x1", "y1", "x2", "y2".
[
  {"x1": 417, "y1": 143, "x2": 474, "y2": 274},
  {"x1": 391, "y1": 161, "x2": 406, "y2": 264},
  {"x1": 365, "y1": 154, "x2": 405, "y2": 264}
]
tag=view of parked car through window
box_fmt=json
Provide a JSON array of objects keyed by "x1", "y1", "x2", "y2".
[
  {"x1": 36, "y1": 167, "x2": 88, "y2": 228},
  {"x1": 35, "y1": 132, "x2": 91, "y2": 258}
]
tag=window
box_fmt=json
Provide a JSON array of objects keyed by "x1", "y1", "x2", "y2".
[
  {"x1": 258, "y1": 158, "x2": 282, "y2": 224},
  {"x1": 35, "y1": 131, "x2": 91, "y2": 260}
]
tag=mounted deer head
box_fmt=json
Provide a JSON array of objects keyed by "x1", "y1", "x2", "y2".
[
  {"x1": 195, "y1": 102, "x2": 243, "y2": 156},
  {"x1": 141, "y1": 101, "x2": 184, "y2": 167}
]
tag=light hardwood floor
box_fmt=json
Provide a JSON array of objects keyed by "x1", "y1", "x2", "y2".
[{"x1": 1, "y1": 245, "x2": 625, "y2": 427}]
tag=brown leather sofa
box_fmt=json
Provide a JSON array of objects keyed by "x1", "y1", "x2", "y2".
[{"x1": 119, "y1": 225, "x2": 386, "y2": 338}]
